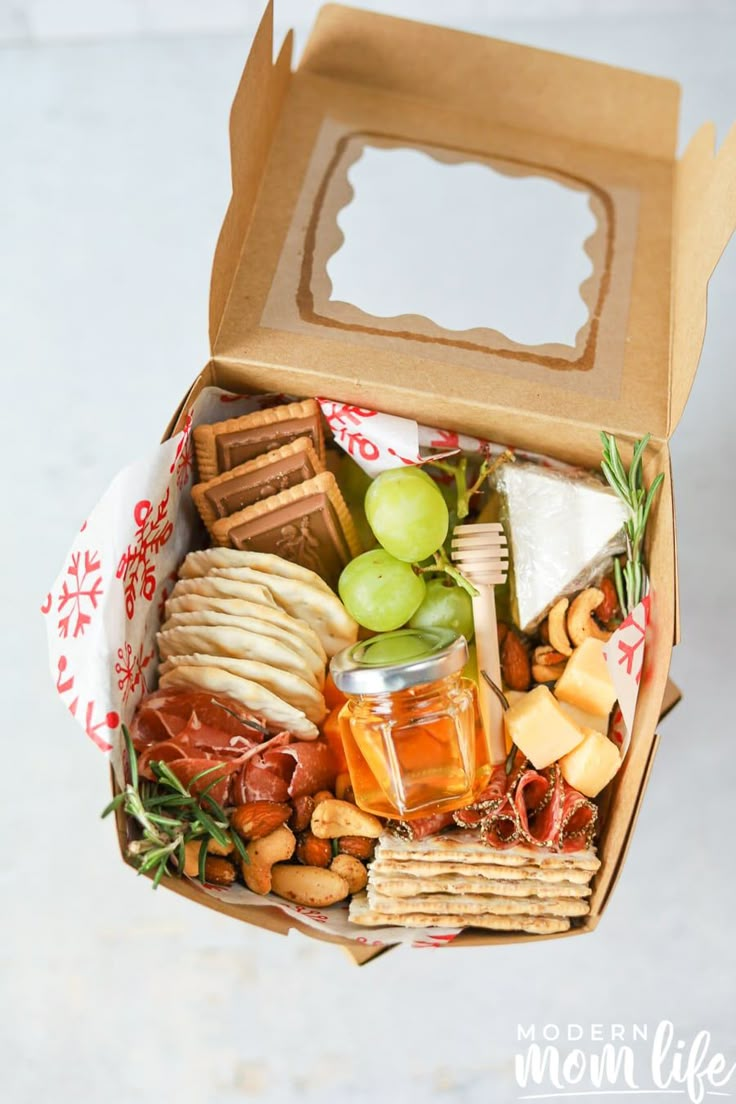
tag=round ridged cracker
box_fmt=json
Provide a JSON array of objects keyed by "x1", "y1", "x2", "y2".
[
  {"x1": 208, "y1": 567, "x2": 357, "y2": 657},
  {"x1": 164, "y1": 592, "x2": 326, "y2": 661},
  {"x1": 159, "y1": 650, "x2": 326, "y2": 724},
  {"x1": 178, "y1": 548, "x2": 334, "y2": 595},
  {"x1": 160, "y1": 609, "x2": 325, "y2": 685},
  {"x1": 157, "y1": 622, "x2": 323, "y2": 692},
  {"x1": 159, "y1": 664, "x2": 318, "y2": 739},
  {"x1": 169, "y1": 576, "x2": 277, "y2": 611}
]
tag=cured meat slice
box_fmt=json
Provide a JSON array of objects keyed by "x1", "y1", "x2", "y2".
[
  {"x1": 130, "y1": 688, "x2": 280, "y2": 749},
  {"x1": 390, "y1": 812, "x2": 456, "y2": 841},
  {"x1": 239, "y1": 739, "x2": 337, "y2": 802},
  {"x1": 166, "y1": 757, "x2": 240, "y2": 808},
  {"x1": 559, "y1": 784, "x2": 598, "y2": 852},
  {"x1": 514, "y1": 765, "x2": 563, "y2": 846}
]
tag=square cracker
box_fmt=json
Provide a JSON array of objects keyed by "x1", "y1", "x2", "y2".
[
  {"x1": 366, "y1": 890, "x2": 590, "y2": 918},
  {"x1": 348, "y1": 894, "x2": 571, "y2": 935},
  {"x1": 370, "y1": 859, "x2": 594, "y2": 885},
  {"x1": 369, "y1": 873, "x2": 591, "y2": 898},
  {"x1": 376, "y1": 831, "x2": 600, "y2": 871}
]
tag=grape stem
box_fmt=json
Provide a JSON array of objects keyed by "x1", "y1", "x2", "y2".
[
  {"x1": 428, "y1": 450, "x2": 515, "y2": 519},
  {"x1": 415, "y1": 549, "x2": 478, "y2": 598}
]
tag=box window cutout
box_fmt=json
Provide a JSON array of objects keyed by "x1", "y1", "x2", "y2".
[{"x1": 325, "y1": 145, "x2": 597, "y2": 349}]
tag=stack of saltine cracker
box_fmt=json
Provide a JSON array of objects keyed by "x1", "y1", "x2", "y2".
[
  {"x1": 156, "y1": 548, "x2": 358, "y2": 739},
  {"x1": 349, "y1": 830, "x2": 600, "y2": 935}
]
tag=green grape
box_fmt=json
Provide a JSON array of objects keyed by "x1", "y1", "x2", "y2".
[
  {"x1": 409, "y1": 577, "x2": 475, "y2": 641},
  {"x1": 338, "y1": 550, "x2": 426, "y2": 632},
  {"x1": 360, "y1": 630, "x2": 431, "y2": 666},
  {"x1": 365, "y1": 467, "x2": 449, "y2": 562}
]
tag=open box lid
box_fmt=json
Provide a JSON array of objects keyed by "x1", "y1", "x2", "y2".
[{"x1": 209, "y1": 3, "x2": 736, "y2": 441}]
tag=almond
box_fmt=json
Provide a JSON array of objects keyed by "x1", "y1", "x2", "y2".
[
  {"x1": 311, "y1": 798, "x2": 383, "y2": 839},
  {"x1": 231, "y1": 801, "x2": 291, "y2": 841},
  {"x1": 289, "y1": 794, "x2": 315, "y2": 833},
  {"x1": 296, "y1": 831, "x2": 333, "y2": 868},
  {"x1": 338, "y1": 835, "x2": 376, "y2": 861},
  {"x1": 201, "y1": 856, "x2": 237, "y2": 887},
  {"x1": 330, "y1": 854, "x2": 368, "y2": 894},
  {"x1": 270, "y1": 863, "x2": 350, "y2": 907},
  {"x1": 501, "y1": 630, "x2": 532, "y2": 691},
  {"x1": 596, "y1": 577, "x2": 619, "y2": 624}
]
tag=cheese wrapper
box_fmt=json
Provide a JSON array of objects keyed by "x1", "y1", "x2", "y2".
[{"x1": 496, "y1": 462, "x2": 628, "y2": 634}]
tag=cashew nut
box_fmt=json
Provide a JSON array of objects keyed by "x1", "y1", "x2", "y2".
[
  {"x1": 311, "y1": 799, "x2": 383, "y2": 840},
  {"x1": 548, "y1": 598, "x2": 572, "y2": 656},
  {"x1": 270, "y1": 863, "x2": 350, "y2": 907},
  {"x1": 240, "y1": 824, "x2": 295, "y2": 895},
  {"x1": 330, "y1": 854, "x2": 368, "y2": 894},
  {"x1": 567, "y1": 588, "x2": 613, "y2": 647},
  {"x1": 182, "y1": 836, "x2": 233, "y2": 876}
]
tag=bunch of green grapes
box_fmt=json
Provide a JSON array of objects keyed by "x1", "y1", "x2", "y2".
[{"x1": 338, "y1": 465, "x2": 474, "y2": 640}]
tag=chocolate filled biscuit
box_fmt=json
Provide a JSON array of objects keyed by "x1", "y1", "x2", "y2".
[
  {"x1": 193, "y1": 399, "x2": 324, "y2": 482},
  {"x1": 192, "y1": 437, "x2": 324, "y2": 534},
  {"x1": 211, "y1": 471, "x2": 361, "y2": 589}
]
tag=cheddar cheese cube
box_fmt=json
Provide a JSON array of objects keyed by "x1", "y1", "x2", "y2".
[
  {"x1": 504, "y1": 685, "x2": 584, "y2": 770},
  {"x1": 554, "y1": 637, "x2": 616, "y2": 718},
  {"x1": 557, "y1": 700, "x2": 609, "y2": 735},
  {"x1": 559, "y1": 728, "x2": 621, "y2": 797}
]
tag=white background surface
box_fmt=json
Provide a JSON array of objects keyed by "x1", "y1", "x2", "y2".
[{"x1": 3, "y1": 2, "x2": 736, "y2": 1101}]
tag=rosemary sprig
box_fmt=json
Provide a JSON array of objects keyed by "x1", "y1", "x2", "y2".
[
  {"x1": 101, "y1": 726, "x2": 238, "y2": 888},
  {"x1": 600, "y1": 432, "x2": 664, "y2": 616}
]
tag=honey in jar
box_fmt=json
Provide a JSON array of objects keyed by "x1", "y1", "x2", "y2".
[{"x1": 329, "y1": 628, "x2": 490, "y2": 819}]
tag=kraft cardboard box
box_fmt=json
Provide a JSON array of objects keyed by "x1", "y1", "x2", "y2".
[{"x1": 113, "y1": 2, "x2": 735, "y2": 961}]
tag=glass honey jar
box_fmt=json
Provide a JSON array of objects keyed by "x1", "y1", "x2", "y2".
[{"x1": 330, "y1": 628, "x2": 490, "y2": 820}]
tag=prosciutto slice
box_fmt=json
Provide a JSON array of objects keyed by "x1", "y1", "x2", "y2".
[{"x1": 238, "y1": 739, "x2": 337, "y2": 803}]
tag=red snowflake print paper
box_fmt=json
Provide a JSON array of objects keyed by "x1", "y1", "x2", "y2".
[
  {"x1": 116, "y1": 491, "x2": 173, "y2": 620},
  {"x1": 603, "y1": 596, "x2": 652, "y2": 757},
  {"x1": 56, "y1": 550, "x2": 103, "y2": 639}
]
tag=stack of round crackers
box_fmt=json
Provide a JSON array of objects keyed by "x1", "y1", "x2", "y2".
[
  {"x1": 349, "y1": 830, "x2": 600, "y2": 935},
  {"x1": 156, "y1": 548, "x2": 358, "y2": 739}
]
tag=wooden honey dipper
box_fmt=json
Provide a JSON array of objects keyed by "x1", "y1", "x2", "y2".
[{"x1": 451, "y1": 522, "x2": 509, "y2": 764}]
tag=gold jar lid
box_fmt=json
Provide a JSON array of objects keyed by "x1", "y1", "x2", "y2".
[{"x1": 330, "y1": 628, "x2": 468, "y2": 695}]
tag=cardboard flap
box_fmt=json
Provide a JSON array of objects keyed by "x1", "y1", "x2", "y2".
[
  {"x1": 208, "y1": 5, "x2": 730, "y2": 440},
  {"x1": 208, "y1": 2, "x2": 292, "y2": 349},
  {"x1": 669, "y1": 122, "x2": 736, "y2": 433},
  {"x1": 300, "y1": 5, "x2": 680, "y2": 159}
]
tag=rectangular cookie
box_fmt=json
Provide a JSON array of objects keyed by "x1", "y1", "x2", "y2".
[
  {"x1": 193, "y1": 399, "x2": 324, "y2": 482},
  {"x1": 210, "y1": 471, "x2": 361, "y2": 589},
  {"x1": 191, "y1": 437, "x2": 324, "y2": 535}
]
